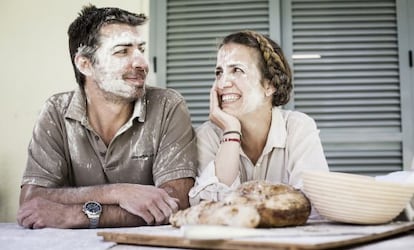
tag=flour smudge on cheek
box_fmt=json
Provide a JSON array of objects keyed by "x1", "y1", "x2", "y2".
[
  {"x1": 239, "y1": 69, "x2": 267, "y2": 114},
  {"x1": 92, "y1": 29, "x2": 147, "y2": 99},
  {"x1": 94, "y1": 46, "x2": 133, "y2": 96},
  {"x1": 217, "y1": 45, "x2": 267, "y2": 115}
]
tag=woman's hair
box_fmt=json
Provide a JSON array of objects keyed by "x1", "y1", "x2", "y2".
[
  {"x1": 219, "y1": 30, "x2": 292, "y2": 106},
  {"x1": 67, "y1": 4, "x2": 147, "y2": 88}
]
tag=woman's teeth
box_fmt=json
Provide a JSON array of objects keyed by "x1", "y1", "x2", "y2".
[{"x1": 221, "y1": 94, "x2": 240, "y2": 103}]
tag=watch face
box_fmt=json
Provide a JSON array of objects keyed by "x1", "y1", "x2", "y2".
[{"x1": 85, "y1": 202, "x2": 102, "y2": 213}]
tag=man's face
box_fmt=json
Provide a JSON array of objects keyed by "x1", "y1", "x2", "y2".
[{"x1": 90, "y1": 23, "x2": 149, "y2": 102}]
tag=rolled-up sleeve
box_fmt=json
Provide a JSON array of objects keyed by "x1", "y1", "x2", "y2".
[
  {"x1": 189, "y1": 160, "x2": 240, "y2": 205},
  {"x1": 152, "y1": 97, "x2": 197, "y2": 186},
  {"x1": 190, "y1": 122, "x2": 242, "y2": 205}
]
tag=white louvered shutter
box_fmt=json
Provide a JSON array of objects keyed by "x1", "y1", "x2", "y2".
[
  {"x1": 157, "y1": 0, "x2": 408, "y2": 175},
  {"x1": 165, "y1": 0, "x2": 270, "y2": 126},
  {"x1": 289, "y1": 0, "x2": 402, "y2": 175}
]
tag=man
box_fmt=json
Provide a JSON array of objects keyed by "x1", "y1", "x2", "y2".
[{"x1": 17, "y1": 5, "x2": 197, "y2": 229}]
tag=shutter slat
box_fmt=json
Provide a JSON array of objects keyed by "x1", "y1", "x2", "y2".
[
  {"x1": 294, "y1": 30, "x2": 396, "y2": 36},
  {"x1": 294, "y1": 57, "x2": 398, "y2": 63},
  {"x1": 295, "y1": 99, "x2": 400, "y2": 106},
  {"x1": 169, "y1": 17, "x2": 268, "y2": 27},
  {"x1": 294, "y1": 16, "x2": 396, "y2": 23},
  {"x1": 294, "y1": 64, "x2": 398, "y2": 71},
  {"x1": 168, "y1": 0, "x2": 265, "y2": 7},
  {"x1": 168, "y1": 30, "x2": 268, "y2": 40},
  {"x1": 295, "y1": 36, "x2": 396, "y2": 42},
  {"x1": 295, "y1": 92, "x2": 400, "y2": 99},
  {"x1": 292, "y1": 1, "x2": 395, "y2": 9},
  {"x1": 312, "y1": 113, "x2": 400, "y2": 120},
  {"x1": 168, "y1": 10, "x2": 268, "y2": 20},
  {"x1": 168, "y1": 53, "x2": 214, "y2": 60},
  {"x1": 294, "y1": 85, "x2": 399, "y2": 92},
  {"x1": 292, "y1": 9, "x2": 395, "y2": 16},
  {"x1": 168, "y1": 23, "x2": 268, "y2": 34},
  {"x1": 163, "y1": 0, "x2": 402, "y2": 176},
  {"x1": 293, "y1": 22, "x2": 396, "y2": 29},
  {"x1": 168, "y1": 4, "x2": 268, "y2": 13},
  {"x1": 299, "y1": 106, "x2": 400, "y2": 113},
  {"x1": 294, "y1": 71, "x2": 399, "y2": 78},
  {"x1": 294, "y1": 78, "x2": 399, "y2": 85}
]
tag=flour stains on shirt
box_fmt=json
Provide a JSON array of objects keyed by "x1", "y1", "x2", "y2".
[{"x1": 22, "y1": 86, "x2": 197, "y2": 188}]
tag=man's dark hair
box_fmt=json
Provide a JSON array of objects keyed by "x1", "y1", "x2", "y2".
[{"x1": 68, "y1": 4, "x2": 147, "y2": 88}]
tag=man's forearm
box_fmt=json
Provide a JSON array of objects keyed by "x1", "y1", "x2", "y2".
[
  {"x1": 20, "y1": 184, "x2": 122, "y2": 205},
  {"x1": 17, "y1": 197, "x2": 147, "y2": 228},
  {"x1": 69, "y1": 203, "x2": 148, "y2": 228},
  {"x1": 160, "y1": 177, "x2": 194, "y2": 209},
  {"x1": 99, "y1": 204, "x2": 147, "y2": 227},
  {"x1": 19, "y1": 181, "x2": 190, "y2": 228},
  {"x1": 73, "y1": 204, "x2": 147, "y2": 228}
]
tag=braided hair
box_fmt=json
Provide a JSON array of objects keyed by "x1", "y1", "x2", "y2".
[{"x1": 219, "y1": 30, "x2": 292, "y2": 106}]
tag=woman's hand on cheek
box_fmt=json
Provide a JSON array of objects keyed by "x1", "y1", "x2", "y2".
[{"x1": 209, "y1": 84, "x2": 241, "y2": 131}]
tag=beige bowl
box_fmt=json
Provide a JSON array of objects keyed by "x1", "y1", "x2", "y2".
[{"x1": 302, "y1": 171, "x2": 414, "y2": 224}]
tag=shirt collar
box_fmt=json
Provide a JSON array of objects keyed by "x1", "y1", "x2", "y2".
[
  {"x1": 65, "y1": 87, "x2": 87, "y2": 125},
  {"x1": 263, "y1": 107, "x2": 288, "y2": 152},
  {"x1": 65, "y1": 86, "x2": 146, "y2": 124}
]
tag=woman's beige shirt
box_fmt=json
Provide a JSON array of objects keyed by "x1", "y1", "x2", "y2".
[{"x1": 190, "y1": 107, "x2": 329, "y2": 205}]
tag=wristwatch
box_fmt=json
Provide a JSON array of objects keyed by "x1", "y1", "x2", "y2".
[{"x1": 82, "y1": 201, "x2": 102, "y2": 229}]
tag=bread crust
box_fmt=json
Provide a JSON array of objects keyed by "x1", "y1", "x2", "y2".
[
  {"x1": 228, "y1": 181, "x2": 311, "y2": 227},
  {"x1": 170, "y1": 181, "x2": 310, "y2": 228}
]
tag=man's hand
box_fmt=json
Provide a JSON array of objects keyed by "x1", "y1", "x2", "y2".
[
  {"x1": 17, "y1": 197, "x2": 78, "y2": 229},
  {"x1": 115, "y1": 184, "x2": 179, "y2": 225}
]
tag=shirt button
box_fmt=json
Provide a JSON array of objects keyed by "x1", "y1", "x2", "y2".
[
  {"x1": 100, "y1": 152, "x2": 106, "y2": 157},
  {"x1": 95, "y1": 135, "x2": 100, "y2": 140}
]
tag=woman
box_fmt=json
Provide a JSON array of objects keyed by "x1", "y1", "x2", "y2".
[{"x1": 189, "y1": 30, "x2": 329, "y2": 207}]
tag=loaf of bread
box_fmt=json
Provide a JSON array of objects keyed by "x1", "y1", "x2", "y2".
[{"x1": 170, "y1": 180, "x2": 311, "y2": 228}]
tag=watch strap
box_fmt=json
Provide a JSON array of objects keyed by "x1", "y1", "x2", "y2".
[{"x1": 88, "y1": 215, "x2": 100, "y2": 229}]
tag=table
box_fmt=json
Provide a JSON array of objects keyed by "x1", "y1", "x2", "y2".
[{"x1": 1, "y1": 222, "x2": 414, "y2": 250}]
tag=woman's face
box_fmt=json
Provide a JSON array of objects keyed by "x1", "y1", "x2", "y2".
[{"x1": 214, "y1": 43, "x2": 273, "y2": 118}]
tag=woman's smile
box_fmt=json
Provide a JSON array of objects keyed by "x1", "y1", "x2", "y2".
[{"x1": 221, "y1": 93, "x2": 241, "y2": 104}]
